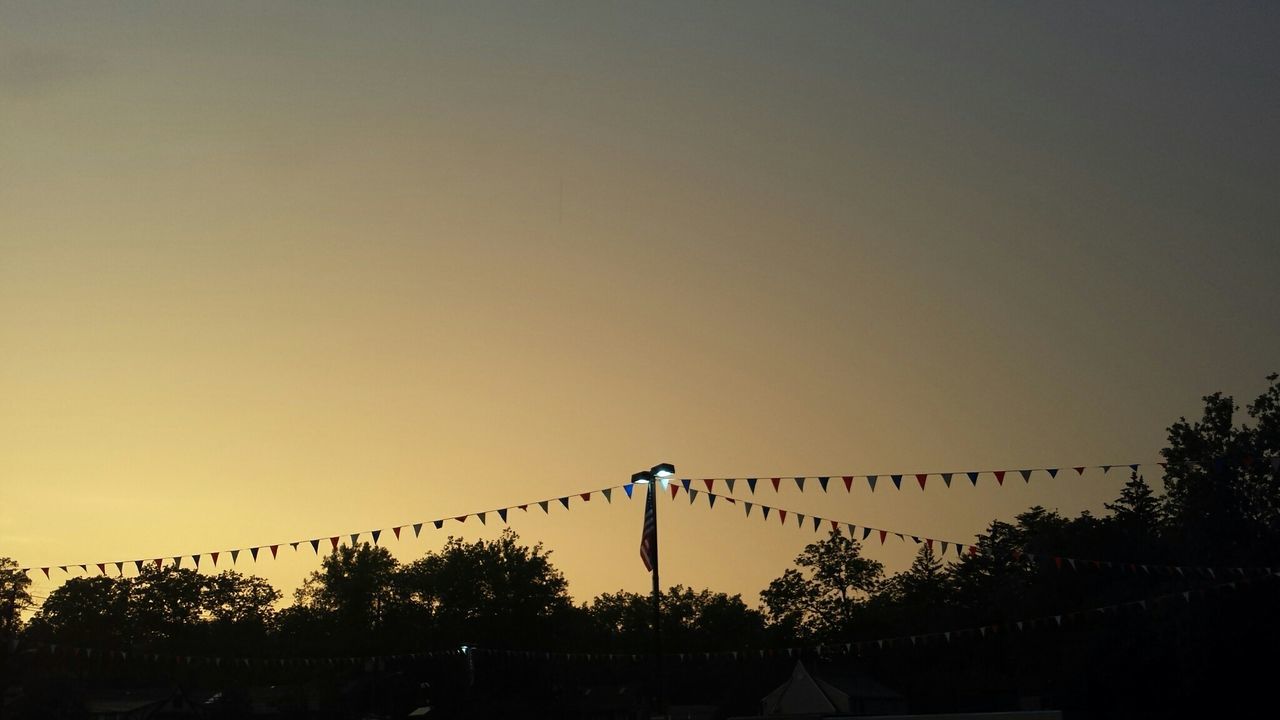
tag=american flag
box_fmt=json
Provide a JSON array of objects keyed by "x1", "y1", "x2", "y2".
[{"x1": 640, "y1": 484, "x2": 657, "y2": 572}]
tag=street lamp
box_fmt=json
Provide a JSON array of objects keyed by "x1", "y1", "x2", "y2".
[{"x1": 636, "y1": 462, "x2": 673, "y2": 719}]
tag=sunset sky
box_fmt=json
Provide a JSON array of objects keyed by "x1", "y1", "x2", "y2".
[{"x1": 3, "y1": 1, "x2": 1278, "y2": 610}]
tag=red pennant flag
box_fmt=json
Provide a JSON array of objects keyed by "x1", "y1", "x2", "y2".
[
  {"x1": 392, "y1": 527, "x2": 402, "y2": 540},
  {"x1": 879, "y1": 530, "x2": 888, "y2": 544},
  {"x1": 993, "y1": 470, "x2": 1005, "y2": 485},
  {"x1": 519, "y1": 504, "x2": 528, "y2": 511},
  {"x1": 210, "y1": 552, "x2": 219, "y2": 567},
  {"x1": 770, "y1": 477, "x2": 781, "y2": 492},
  {"x1": 842, "y1": 476, "x2": 854, "y2": 491},
  {"x1": 329, "y1": 536, "x2": 339, "y2": 551},
  {"x1": 670, "y1": 484, "x2": 679, "y2": 500},
  {"x1": 830, "y1": 520, "x2": 839, "y2": 532},
  {"x1": 270, "y1": 544, "x2": 279, "y2": 558},
  {"x1": 1073, "y1": 466, "x2": 1086, "y2": 475},
  {"x1": 455, "y1": 515, "x2": 468, "y2": 523},
  {"x1": 40, "y1": 568, "x2": 49, "y2": 579},
  {"x1": 97, "y1": 563, "x2": 106, "y2": 575},
  {"x1": 774, "y1": 509, "x2": 784, "y2": 524},
  {"x1": 154, "y1": 559, "x2": 163, "y2": 570},
  {"x1": 703, "y1": 479, "x2": 714, "y2": 492},
  {"x1": 916, "y1": 473, "x2": 928, "y2": 490},
  {"x1": 580, "y1": 492, "x2": 591, "y2": 502}
]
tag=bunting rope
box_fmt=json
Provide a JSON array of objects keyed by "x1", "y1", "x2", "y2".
[
  {"x1": 18, "y1": 456, "x2": 1276, "y2": 577},
  {"x1": 672, "y1": 484, "x2": 1280, "y2": 579},
  {"x1": 17, "y1": 482, "x2": 635, "y2": 578},
  {"x1": 680, "y1": 457, "x2": 1279, "y2": 493},
  {"x1": 12, "y1": 571, "x2": 1274, "y2": 669}
]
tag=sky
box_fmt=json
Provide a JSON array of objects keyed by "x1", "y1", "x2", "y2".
[{"x1": 3, "y1": 1, "x2": 1279, "y2": 611}]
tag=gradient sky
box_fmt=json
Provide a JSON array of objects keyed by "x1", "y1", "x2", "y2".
[{"x1": 3, "y1": 1, "x2": 1279, "y2": 610}]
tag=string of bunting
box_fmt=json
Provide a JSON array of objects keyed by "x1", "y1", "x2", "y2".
[
  {"x1": 19, "y1": 456, "x2": 1276, "y2": 577},
  {"x1": 680, "y1": 456, "x2": 1279, "y2": 493},
  {"x1": 673, "y1": 484, "x2": 1280, "y2": 579},
  {"x1": 13, "y1": 571, "x2": 1273, "y2": 668},
  {"x1": 18, "y1": 482, "x2": 637, "y2": 578}
]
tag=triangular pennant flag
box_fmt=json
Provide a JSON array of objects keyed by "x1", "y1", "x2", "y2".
[
  {"x1": 1102, "y1": 465, "x2": 1112, "y2": 474},
  {"x1": 890, "y1": 474, "x2": 902, "y2": 490},
  {"x1": 476, "y1": 512, "x2": 486, "y2": 525},
  {"x1": 670, "y1": 484, "x2": 679, "y2": 500},
  {"x1": 941, "y1": 473, "x2": 953, "y2": 487},
  {"x1": 229, "y1": 549, "x2": 240, "y2": 564},
  {"x1": 41, "y1": 568, "x2": 50, "y2": 579},
  {"x1": 818, "y1": 476, "x2": 829, "y2": 492},
  {"x1": 967, "y1": 471, "x2": 979, "y2": 486},
  {"x1": 539, "y1": 501, "x2": 550, "y2": 514},
  {"x1": 812, "y1": 517, "x2": 821, "y2": 531},
  {"x1": 747, "y1": 478, "x2": 758, "y2": 493},
  {"x1": 133, "y1": 560, "x2": 143, "y2": 574},
  {"x1": 681, "y1": 479, "x2": 691, "y2": 492},
  {"x1": 867, "y1": 475, "x2": 878, "y2": 491},
  {"x1": 412, "y1": 524, "x2": 422, "y2": 538},
  {"x1": 744, "y1": 502, "x2": 754, "y2": 518},
  {"x1": 114, "y1": 561, "x2": 124, "y2": 575},
  {"x1": 925, "y1": 538, "x2": 933, "y2": 550},
  {"x1": 290, "y1": 541, "x2": 300, "y2": 551},
  {"x1": 707, "y1": 494, "x2": 717, "y2": 509},
  {"x1": 1129, "y1": 463, "x2": 1139, "y2": 472},
  {"x1": 993, "y1": 471, "x2": 1005, "y2": 485},
  {"x1": 623, "y1": 484, "x2": 634, "y2": 499},
  {"x1": 350, "y1": 533, "x2": 359, "y2": 545},
  {"x1": 371, "y1": 530, "x2": 381, "y2": 545},
  {"x1": 795, "y1": 512, "x2": 804, "y2": 526},
  {"x1": 842, "y1": 476, "x2": 854, "y2": 491},
  {"x1": 703, "y1": 479, "x2": 715, "y2": 492},
  {"x1": 191, "y1": 555, "x2": 201, "y2": 568},
  {"x1": 688, "y1": 488, "x2": 699, "y2": 504},
  {"x1": 778, "y1": 509, "x2": 787, "y2": 524},
  {"x1": 831, "y1": 520, "x2": 839, "y2": 532},
  {"x1": 1074, "y1": 466, "x2": 1086, "y2": 475},
  {"x1": 771, "y1": 477, "x2": 782, "y2": 492},
  {"x1": 310, "y1": 539, "x2": 320, "y2": 554},
  {"x1": 558, "y1": 496, "x2": 570, "y2": 510},
  {"x1": 861, "y1": 527, "x2": 871, "y2": 540},
  {"x1": 602, "y1": 488, "x2": 612, "y2": 503},
  {"x1": 762, "y1": 506, "x2": 771, "y2": 520},
  {"x1": 250, "y1": 547, "x2": 259, "y2": 562},
  {"x1": 725, "y1": 478, "x2": 736, "y2": 493},
  {"x1": 330, "y1": 537, "x2": 339, "y2": 551},
  {"x1": 1047, "y1": 468, "x2": 1059, "y2": 478},
  {"x1": 392, "y1": 526, "x2": 401, "y2": 540},
  {"x1": 580, "y1": 492, "x2": 591, "y2": 502},
  {"x1": 498, "y1": 508, "x2": 508, "y2": 523},
  {"x1": 433, "y1": 519, "x2": 445, "y2": 529},
  {"x1": 210, "y1": 553, "x2": 219, "y2": 567},
  {"x1": 941, "y1": 541, "x2": 949, "y2": 555},
  {"x1": 794, "y1": 477, "x2": 805, "y2": 491},
  {"x1": 916, "y1": 473, "x2": 928, "y2": 490},
  {"x1": 1020, "y1": 469, "x2": 1033, "y2": 483},
  {"x1": 878, "y1": 530, "x2": 888, "y2": 544},
  {"x1": 173, "y1": 557, "x2": 182, "y2": 568}
]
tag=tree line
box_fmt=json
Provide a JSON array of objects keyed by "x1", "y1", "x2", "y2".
[{"x1": 3, "y1": 375, "x2": 1279, "y2": 715}]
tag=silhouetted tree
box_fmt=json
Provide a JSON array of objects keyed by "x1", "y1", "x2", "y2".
[
  {"x1": 759, "y1": 530, "x2": 883, "y2": 639},
  {"x1": 1, "y1": 557, "x2": 34, "y2": 637},
  {"x1": 1160, "y1": 374, "x2": 1280, "y2": 563},
  {"x1": 585, "y1": 585, "x2": 766, "y2": 652},
  {"x1": 395, "y1": 529, "x2": 574, "y2": 648}
]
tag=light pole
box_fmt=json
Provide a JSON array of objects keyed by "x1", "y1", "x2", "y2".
[{"x1": 634, "y1": 462, "x2": 674, "y2": 719}]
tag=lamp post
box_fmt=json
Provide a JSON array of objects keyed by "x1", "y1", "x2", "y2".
[{"x1": 634, "y1": 462, "x2": 674, "y2": 719}]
